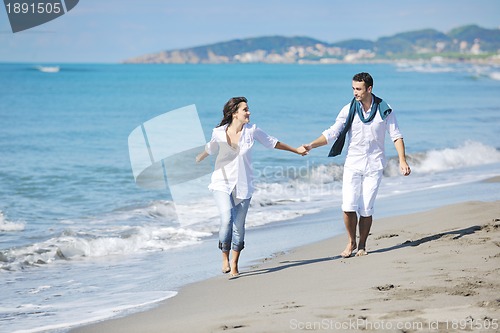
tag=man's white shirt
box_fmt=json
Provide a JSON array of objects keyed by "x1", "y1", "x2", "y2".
[{"x1": 322, "y1": 99, "x2": 403, "y2": 172}]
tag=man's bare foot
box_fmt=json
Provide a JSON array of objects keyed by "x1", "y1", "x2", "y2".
[
  {"x1": 222, "y1": 261, "x2": 230, "y2": 274},
  {"x1": 341, "y1": 242, "x2": 357, "y2": 258},
  {"x1": 355, "y1": 249, "x2": 368, "y2": 257}
]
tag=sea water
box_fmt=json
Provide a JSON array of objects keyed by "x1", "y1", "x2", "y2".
[{"x1": 0, "y1": 62, "x2": 499, "y2": 333}]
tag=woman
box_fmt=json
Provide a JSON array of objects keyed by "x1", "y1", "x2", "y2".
[{"x1": 196, "y1": 97, "x2": 307, "y2": 277}]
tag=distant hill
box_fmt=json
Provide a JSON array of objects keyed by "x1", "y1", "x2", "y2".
[
  {"x1": 189, "y1": 36, "x2": 324, "y2": 57},
  {"x1": 332, "y1": 39, "x2": 374, "y2": 51},
  {"x1": 124, "y1": 25, "x2": 500, "y2": 64},
  {"x1": 448, "y1": 24, "x2": 500, "y2": 51},
  {"x1": 375, "y1": 29, "x2": 450, "y2": 54}
]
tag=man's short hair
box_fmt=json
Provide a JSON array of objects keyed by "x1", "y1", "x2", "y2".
[{"x1": 353, "y1": 72, "x2": 373, "y2": 88}]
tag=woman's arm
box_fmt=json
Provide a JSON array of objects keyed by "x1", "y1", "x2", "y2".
[
  {"x1": 197, "y1": 129, "x2": 218, "y2": 163},
  {"x1": 252, "y1": 126, "x2": 307, "y2": 156},
  {"x1": 275, "y1": 141, "x2": 308, "y2": 156},
  {"x1": 196, "y1": 150, "x2": 209, "y2": 163}
]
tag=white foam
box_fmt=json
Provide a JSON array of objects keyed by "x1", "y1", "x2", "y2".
[
  {"x1": 395, "y1": 62, "x2": 455, "y2": 73},
  {"x1": 0, "y1": 223, "x2": 212, "y2": 271},
  {"x1": 0, "y1": 211, "x2": 25, "y2": 232},
  {"x1": 396, "y1": 62, "x2": 500, "y2": 82},
  {"x1": 413, "y1": 141, "x2": 500, "y2": 173},
  {"x1": 385, "y1": 141, "x2": 500, "y2": 176},
  {"x1": 490, "y1": 72, "x2": 500, "y2": 81},
  {"x1": 10, "y1": 291, "x2": 177, "y2": 333},
  {"x1": 27, "y1": 285, "x2": 52, "y2": 294}
]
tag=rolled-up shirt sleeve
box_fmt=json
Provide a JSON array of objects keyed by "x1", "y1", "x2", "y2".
[
  {"x1": 205, "y1": 131, "x2": 219, "y2": 155},
  {"x1": 253, "y1": 126, "x2": 278, "y2": 149},
  {"x1": 386, "y1": 112, "x2": 403, "y2": 142},
  {"x1": 322, "y1": 104, "x2": 350, "y2": 144}
]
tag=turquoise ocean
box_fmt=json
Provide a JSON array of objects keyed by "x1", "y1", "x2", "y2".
[{"x1": 1, "y1": 62, "x2": 500, "y2": 332}]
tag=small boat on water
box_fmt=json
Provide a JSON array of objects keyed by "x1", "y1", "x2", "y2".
[{"x1": 36, "y1": 66, "x2": 60, "y2": 73}]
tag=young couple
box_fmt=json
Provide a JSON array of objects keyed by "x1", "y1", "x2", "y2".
[{"x1": 196, "y1": 72, "x2": 411, "y2": 278}]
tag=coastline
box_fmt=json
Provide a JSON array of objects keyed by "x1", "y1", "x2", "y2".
[
  {"x1": 121, "y1": 57, "x2": 500, "y2": 65},
  {"x1": 71, "y1": 199, "x2": 500, "y2": 333}
]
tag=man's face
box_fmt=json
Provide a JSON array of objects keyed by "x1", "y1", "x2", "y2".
[{"x1": 352, "y1": 80, "x2": 372, "y2": 102}]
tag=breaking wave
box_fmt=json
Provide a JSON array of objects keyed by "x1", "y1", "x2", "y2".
[
  {"x1": 385, "y1": 141, "x2": 500, "y2": 176},
  {"x1": 0, "y1": 211, "x2": 25, "y2": 232}
]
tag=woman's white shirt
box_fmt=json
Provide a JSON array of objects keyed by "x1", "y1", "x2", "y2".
[{"x1": 205, "y1": 123, "x2": 278, "y2": 199}]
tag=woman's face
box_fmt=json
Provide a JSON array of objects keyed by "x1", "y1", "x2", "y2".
[{"x1": 232, "y1": 102, "x2": 251, "y2": 124}]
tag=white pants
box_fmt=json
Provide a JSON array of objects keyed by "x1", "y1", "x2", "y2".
[{"x1": 342, "y1": 166, "x2": 383, "y2": 217}]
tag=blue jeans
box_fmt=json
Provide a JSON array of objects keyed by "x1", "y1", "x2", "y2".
[{"x1": 212, "y1": 190, "x2": 251, "y2": 252}]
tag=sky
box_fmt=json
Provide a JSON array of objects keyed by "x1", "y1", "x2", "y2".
[{"x1": 1, "y1": 0, "x2": 499, "y2": 63}]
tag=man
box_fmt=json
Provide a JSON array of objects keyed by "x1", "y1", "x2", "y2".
[{"x1": 303, "y1": 72, "x2": 411, "y2": 258}]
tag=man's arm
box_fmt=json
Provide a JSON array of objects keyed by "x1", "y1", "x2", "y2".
[
  {"x1": 303, "y1": 104, "x2": 350, "y2": 152},
  {"x1": 394, "y1": 138, "x2": 411, "y2": 176},
  {"x1": 303, "y1": 135, "x2": 328, "y2": 151}
]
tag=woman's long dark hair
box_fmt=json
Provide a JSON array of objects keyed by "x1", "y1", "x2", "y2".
[{"x1": 218, "y1": 96, "x2": 248, "y2": 127}]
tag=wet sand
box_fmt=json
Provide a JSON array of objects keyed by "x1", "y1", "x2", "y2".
[{"x1": 72, "y1": 200, "x2": 500, "y2": 332}]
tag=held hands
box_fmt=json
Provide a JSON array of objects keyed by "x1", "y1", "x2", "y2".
[
  {"x1": 302, "y1": 144, "x2": 313, "y2": 152},
  {"x1": 294, "y1": 144, "x2": 313, "y2": 156},
  {"x1": 296, "y1": 145, "x2": 309, "y2": 156}
]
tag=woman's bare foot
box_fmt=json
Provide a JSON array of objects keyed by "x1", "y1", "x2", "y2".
[
  {"x1": 340, "y1": 242, "x2": 357, "y2": 258},
  {"x1": 222, "y1": 262, "x2": 230, "y2": 274},
  {"x1": 230, "y1": 261, "x2": 239, "y2": 277},
  {"x1": 229, "y1": 250, "x2": 241, "y2": 277},
  {"x1": 222, "y1": 252, "x2": 230, "y2": 274},
  {"x1": 355, "y1": 249, "x2": 368, "y2": 256}
]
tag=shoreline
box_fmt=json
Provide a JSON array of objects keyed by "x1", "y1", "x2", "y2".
[
  {"x1": 121, "y1": 58, "x2": 500, "y2": 65},
  {"x1": 71, "y1": 199, "x2": 500, "y2": 333}
]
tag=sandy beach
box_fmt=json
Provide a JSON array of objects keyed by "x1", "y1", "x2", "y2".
[{"x1": 70, "y1": 197, "x2": 500, "y2": 333}]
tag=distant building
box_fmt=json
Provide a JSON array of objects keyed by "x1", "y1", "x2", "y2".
[{"x1": 471, "y1": 39, "x2": 481, "y2": 55}]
